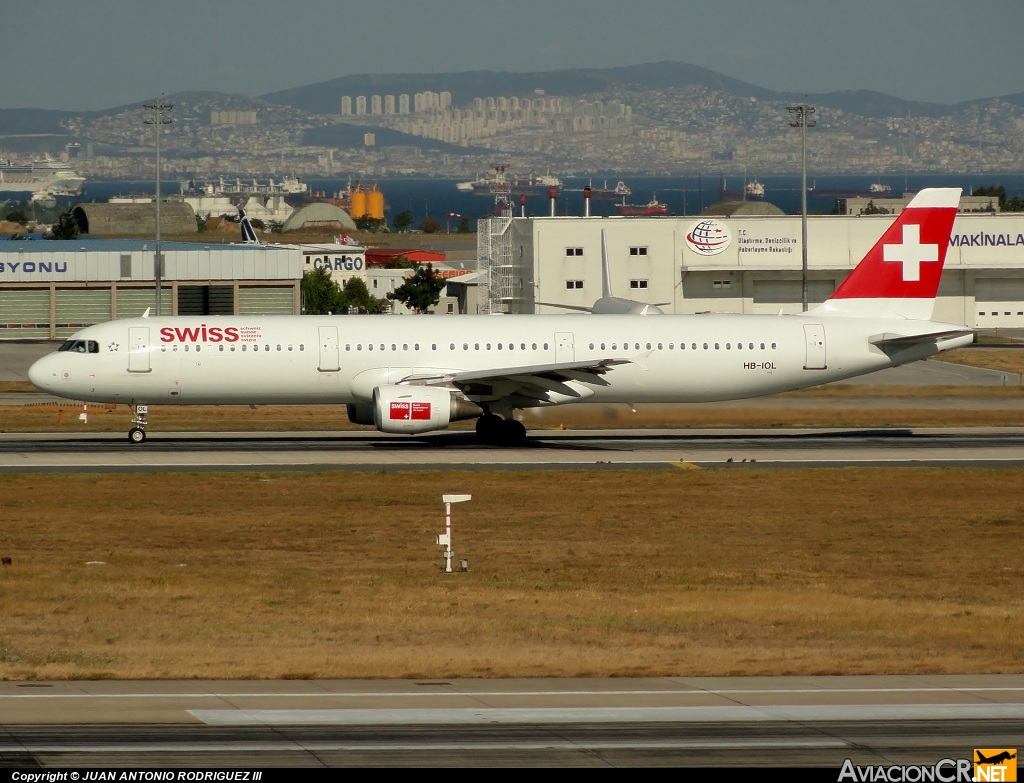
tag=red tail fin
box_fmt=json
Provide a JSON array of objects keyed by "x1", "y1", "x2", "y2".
[{"x1": 816, "y1": 188, "x2": 960, "y2": 319}]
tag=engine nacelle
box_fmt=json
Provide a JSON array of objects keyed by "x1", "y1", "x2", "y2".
[{"x1": 372, "y1": 385, "x2": 482, "y2": 434}]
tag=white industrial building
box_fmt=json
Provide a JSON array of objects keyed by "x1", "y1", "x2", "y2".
[{"x1": 481, "y1": 210, "x2": 1024, "y2": 329}]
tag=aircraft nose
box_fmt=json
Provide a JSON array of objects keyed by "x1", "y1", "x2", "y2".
[{"x1": 28, "y1": 353, "x2": 58, "y2": 393}]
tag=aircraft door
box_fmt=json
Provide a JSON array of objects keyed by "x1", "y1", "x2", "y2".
[
  {"x1": 803, "y1": 324, "x2": 827, "y2": 370},
  {"x1": 318, "y1": 325, "x2": 340, "y2": 372},
  {"x1": 128, "y1": 326, "x2": 151, "y2": 373},
  {"x1": 555, "y1": 331, "x2": 575, "y2": 363}
]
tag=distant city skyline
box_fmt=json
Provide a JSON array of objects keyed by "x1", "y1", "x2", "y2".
[{"x1": 4, "y1": 0, "x2": 1021, "y2": 112}]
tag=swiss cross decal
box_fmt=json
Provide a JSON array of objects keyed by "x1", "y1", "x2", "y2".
[
  {"x1": 883, "y1": 223, "x2": 939, "y2": 282},
  {"x1": 389, "y1": 402, "x2": 432, "y2": 420}
]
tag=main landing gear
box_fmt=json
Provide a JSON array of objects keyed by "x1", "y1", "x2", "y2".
[
  {"x1": 128, "y1": 403, "x2": 148, "y2": 444},
  {"x1": 475, "y1": 412, "x2": 527, "y2": 445}
]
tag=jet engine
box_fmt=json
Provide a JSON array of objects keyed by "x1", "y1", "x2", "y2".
[{"x1": 371, "y1": 385, "x2": 482, "y2": 434}]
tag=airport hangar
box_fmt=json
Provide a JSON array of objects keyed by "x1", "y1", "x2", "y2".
[
  {"x1": 0, "y1": 240, "x2": 372, "y2": 340},
  {"x1": 485, "y1": 202, "x2": 1024, "y2": 329}
]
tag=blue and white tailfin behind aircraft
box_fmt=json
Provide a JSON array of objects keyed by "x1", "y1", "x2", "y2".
[
  {"x1": 29, "y1": 188, "x2": 973, "y2": 444},
  {"x1": 238, "y1": 208, "x2": 259, "y2": 244}
]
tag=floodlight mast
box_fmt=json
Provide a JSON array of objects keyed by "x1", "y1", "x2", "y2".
[
  {"x1": 788, "y1": 102, "x2": 815, "y2": 312},
  {"x1": 144, "y1": 97, "x2": 173, "y2": 316}
]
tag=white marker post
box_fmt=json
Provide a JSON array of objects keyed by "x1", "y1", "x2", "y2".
[{"x1": 437, "y1": 494, "x2": 471, "y2": 573}]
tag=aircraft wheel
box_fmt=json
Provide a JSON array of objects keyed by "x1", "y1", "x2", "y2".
[
  {"x1": 475, "y1": 414, "x2": 502, "y2": 441},
  {"x1": 502, "y1": 418, "x2": 527, "y2": 445},
  {"x1": 128, "y1": 427, "x2": 146, "y2": 444}
]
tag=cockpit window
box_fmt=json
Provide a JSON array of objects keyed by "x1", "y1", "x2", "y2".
[{"x1": 57, "y1": 340, "x2": 99, "y2": 354}]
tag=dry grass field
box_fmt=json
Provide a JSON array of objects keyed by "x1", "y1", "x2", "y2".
[{"x1": 0, "y1": 469, "x2": 1021, "y2": 681}]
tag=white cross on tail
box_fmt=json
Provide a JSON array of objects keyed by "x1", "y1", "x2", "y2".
[{"x1": 883, "y1": 223, "x2": 938, "y2": 282}]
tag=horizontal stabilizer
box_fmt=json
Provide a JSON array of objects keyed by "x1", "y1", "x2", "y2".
[{"x1": 868, "y1": 328, "x2": 974, "y2": 348}]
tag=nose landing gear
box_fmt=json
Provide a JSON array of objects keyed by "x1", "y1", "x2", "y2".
[{"x1": 128, "y1": 403, "x2": 148, "y2": 444}]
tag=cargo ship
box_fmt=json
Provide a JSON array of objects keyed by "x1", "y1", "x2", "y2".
[
  {"x1": 584, "y1": 179, "x2": 632, "y2": 199},
  {"x1": 180, "y1": 176, "x2": 308, "y2": 200},
  {"x1": 0, "y1": 157, "x2": 86, "y2": 198},
  {"x1": 615, "y1": 194, "x2": 669, "y2": 216},
  {"x1": 456, "y1": 164, "x2": 562, "y2": 196}
]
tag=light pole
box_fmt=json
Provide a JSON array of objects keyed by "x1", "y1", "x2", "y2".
[
  {"x1": 144, "y1": 97, "x2": 172, "y2": 316},
  {"x1": 788, "y1": 102, "x2": 815, "y2": 312}
]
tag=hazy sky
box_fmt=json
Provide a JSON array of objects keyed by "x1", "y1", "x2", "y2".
[{"x1": 4, "y1": 0, "x2": 1021, "y2": 111}]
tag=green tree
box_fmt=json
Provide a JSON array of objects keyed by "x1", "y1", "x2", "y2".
[
  {"x1": 387, "y1": 263, "x2": 446, "y2": 314},
  {"x1": 355, "y1": 215, "x2": 386, "y2": 233},
  {"x1": 862, "y1": 200, "x2": 889, "y2": 215},
  {"x1": 338, "y1": 276, "x2": 386, "y2": 314},
  {"x1": 47, "y1": 210, "x2": 79, "y2": 240},
  {"x1": 417, "y1": 216, "x2": 442, "y2": 234},
  {"x1": 974, "y1": 185, "x2": 1006, "y2": 210},
  {"x1": 392, "y1": 209, "x2": 414, "y2": 232},
  {"x1": 457, "y1": 216, "x2": 472, "y2": 234},
  {"x1": 301, "y1": 267, "x2": 344, "y2": 314}
]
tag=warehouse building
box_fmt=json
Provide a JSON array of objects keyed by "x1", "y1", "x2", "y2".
[{"x1": 0, "y1": 240, "x2": 301, "y2": 339}]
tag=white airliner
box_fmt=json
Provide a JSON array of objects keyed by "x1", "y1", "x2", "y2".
[{"x1": 29, "y1": 188, "x2": 972, "y2": 444}]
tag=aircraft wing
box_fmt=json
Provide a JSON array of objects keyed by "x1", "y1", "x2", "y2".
[{"x1": 401, "y1": 358, "x2": 630, "y2": 402}]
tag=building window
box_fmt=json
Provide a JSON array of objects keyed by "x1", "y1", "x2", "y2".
[
  {"x1": 629, "y1": 246, "x2": 648, "y2": 256},
  {"x1": 566, "y1": 279, "x2": 584, "y2": 289},
  {"x1": 713, "y1": 279, "x2": 732, "y2": 289},
  {"x1": 565, "y1": 247, "x2": 584, "y2": 257},
  {"x1": 629, "y1": 279, "x2": 648, "y2": 289}
]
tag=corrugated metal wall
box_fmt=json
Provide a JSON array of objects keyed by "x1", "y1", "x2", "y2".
[
  {"x1": 0, "y1": 289, "x2": 50, "y2": 339},
  {"x1": 238, "y1": 286, "x2": 294, "y2": 315}
]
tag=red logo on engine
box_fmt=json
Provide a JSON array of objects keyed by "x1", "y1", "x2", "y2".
[{"x1": 390, "y1": 402, "x2": 431, "y2": 420}]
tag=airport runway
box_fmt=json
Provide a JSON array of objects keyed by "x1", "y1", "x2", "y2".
[
  {"x1": 1, "y1": 676, "x2": 1022, "y2": 768},
  {"x1": 1, "y1": 427, "x2": 1024, "y2": 472}
]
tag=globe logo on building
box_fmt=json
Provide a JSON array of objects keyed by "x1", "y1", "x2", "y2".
[{"x1": 686, "y1": 219, "x2": 731, "y2": 255}]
